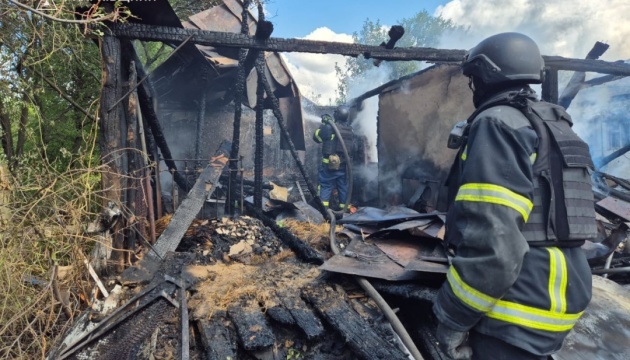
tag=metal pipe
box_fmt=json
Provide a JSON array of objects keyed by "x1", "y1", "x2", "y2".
[
  {"x1": 603, "y1": 252, "x2": 614, "y2": 279},
  {"x1": 592, "y1": 266, "x2": 630, "y2": 275}
]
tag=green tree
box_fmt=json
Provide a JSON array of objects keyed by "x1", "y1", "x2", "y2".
[{"x1": 336, "y1": 10, "x2": 455, "y2": 103}]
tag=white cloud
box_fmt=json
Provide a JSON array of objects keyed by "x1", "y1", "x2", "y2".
[
  {"x1": 435, "y1": 0, "x2": 630, "y2": 60},
  {"x1": 281, "y1": 27, "x2": 353, "y2": 105}
]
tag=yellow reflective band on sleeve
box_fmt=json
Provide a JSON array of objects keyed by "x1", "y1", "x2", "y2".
[
  {"x1": 461, "y1": 145, "x2": 468, "y2": 161},
  {"x1": 447, "y1": 266, "x2": 498, "y2": 313},
  {"x1": 455, "y1": 183, "x2": 533, "y2": 222},
  {"x1": 314, "y1": 129, "x2": 323, "y2": 143},
  {"x1": 322, "y1": 158, "x2": 330, "y2": 164},
  {"x1": 547, "y1": 247, "x2": 568, "y2": 314},
  {"x1": 322, "y1": 201, "x2": 329, "y2": 206},
  {"x1": 529, "y1": 152, "x2": 537, "y2": 164},
  {"x1": 487, "y1": 299, "x2": 582, "y2": 332},
  {"x1": 331, "y1": 134, "x2": 335, "y2": 140}
]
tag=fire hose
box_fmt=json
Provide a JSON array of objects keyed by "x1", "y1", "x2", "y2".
[{"x1": 327, "y1": 121, "x2": 424, "y2": 360}]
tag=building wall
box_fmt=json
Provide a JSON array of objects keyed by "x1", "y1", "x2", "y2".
[{"x1": 377, "y1": 65, "x2": 475, "y2": 208}]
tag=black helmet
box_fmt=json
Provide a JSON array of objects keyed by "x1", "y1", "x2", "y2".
[
  {"x1": 462, "y1": 32, "x2": 544, "y2": 86},
  {"x1": 333, "y1": 105, "x2": 350, "y2": 123}
]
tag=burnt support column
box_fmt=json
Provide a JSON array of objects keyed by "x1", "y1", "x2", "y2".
[
  {"x1": 99, "y1": 33, "x2": 126, "y2": 272},
  {"x1": 542, "y1": 67, "x2": 559, "y2": 104},
  {"x1": 227, "y1": 0, "x2": 252, "y2": 216}
]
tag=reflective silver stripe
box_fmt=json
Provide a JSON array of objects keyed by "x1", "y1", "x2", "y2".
[
  {"x1": 547, "y1": 247, "x2": 568, "y2": 314},
  {"x1": 447, "y1": 266, "x2": 497, "y2": 312},
  {"x1": 487, "y1": 301, "x2": 581, "y2": 332}
]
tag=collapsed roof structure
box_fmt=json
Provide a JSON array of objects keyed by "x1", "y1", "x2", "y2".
[{"x1": 46, "y1": 1, "x2": 630, "y2": 359}]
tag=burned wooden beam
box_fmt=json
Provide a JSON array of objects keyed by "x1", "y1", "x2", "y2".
[
  {"x1": 278, "y1": 291, "x2": 325, "y2": 341},
  {"x1": 110, "y1": 23, "x2": 466, "y2": 62},
  {"x1": 196, "y1": 311, "x2": 239, "y2": 360},
  {"x1": 542, "y1": 67, "x2": 559, "y2": 104},
  {"x1": 149, "y1": 141, "x2": 231, "y2": 258},
  {"x1": 559, "y1": 41, "x2": 610, "y2": 109},
  {"x1": 302, "y1": 284, "x2": 409, "y2": 360},
  {"x1": 227, "y1": 300, "x2": 275, "y2": 351},
  {"x1": 110, "y1": 23, "x2": 630, "y2": 76},
  {"x1": 542, "y1": 56, "x2": 630, "y2": 75}
]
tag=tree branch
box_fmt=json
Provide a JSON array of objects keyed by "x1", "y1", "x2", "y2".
[
  {"x1": 8, "y1": 0, "x2": 118, "y2": 25},
  {"x1": 28, "y1": 66, "x2": 96, "y2": 122}
]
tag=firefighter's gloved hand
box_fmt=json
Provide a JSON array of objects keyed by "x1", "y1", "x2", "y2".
[{"x1": 436, "y1": 323, "x2": 472, "y2": 360}]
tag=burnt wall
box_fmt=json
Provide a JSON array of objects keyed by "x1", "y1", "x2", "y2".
[
  {"x1": 377, "y1": 65, "x2": 475, "y2": 208},
  {"x1": 157, "y1": 102, "x2": 316, "y2": 200}
]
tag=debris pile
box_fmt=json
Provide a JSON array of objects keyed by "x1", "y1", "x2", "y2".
[{"x1": 172, "y1": 216, "x2": 286, "y2": 264}]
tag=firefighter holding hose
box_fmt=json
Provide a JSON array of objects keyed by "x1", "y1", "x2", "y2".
[{"x1": 312, "y1": 105, "x2": 354, "y2": 212}]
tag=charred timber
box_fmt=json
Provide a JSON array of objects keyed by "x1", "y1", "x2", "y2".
[
  {"x1": 111, "y1": 23, "x2": 630, "y2": 76},
  {"x1": 302, "y1": 284, "x2": 409, "y2": 360},
  {"x1": 196, "y1": 312, "x2": 239, "y2": 360},
  {"x1": 149, "y1": 141, "x2": 231, "y2": 258},
  {"x1": 110, "y1": 23, "x2": 465, "y2": 62},
  {"x1": 131, "y1": 52, "x2": 191, "y2": 192},
  {"x1": 559, "y1": 41, "x2": 610, "y2": 109}
]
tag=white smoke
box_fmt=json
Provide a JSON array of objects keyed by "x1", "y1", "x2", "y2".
[
  {"x1": 436, "y1": 0, "x2": 630, "y2": 60},
  {"x1": 348, "y1": 65, "x2": 395, "y2": 161},
  {"x1": 437, "y1": 0, "x2": 630, "y2": 177}
]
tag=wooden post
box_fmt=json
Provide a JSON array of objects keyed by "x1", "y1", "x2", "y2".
[
  {"x1": 542, "y1": 67, "x2": 559, "y2": 104},
  {"x1": 0, "y1": 163, "x2": 10, "y2": 224},
  {"x1": 99, "y1": 33, "x2": 126, "y2": 272}
]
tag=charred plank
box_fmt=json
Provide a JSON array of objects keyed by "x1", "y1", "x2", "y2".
[
  {"x1": 111, "y1": 23, "x2": 630, "y2": 76},
  {"x1": 196, "y1": 311, "x2": 238, "y2": 360},
  {"x1": 110, "y1": 23, "x2": 466, "y2": 62},
  {"x1": 130, "y1": 48, "x2": 191, "y2": 192},
  {"x1": 227, "y1": 300, "x2": 275, "y2": 351},
  {"x1": 370, "y1": 280, "x2": 439, "y2": 304},
  {"x1": 149, "y1": 141, "x2": 231, "y2": 258},
  {"x1": 302, "y1": 284, "x2": 408, "y2": 360},
  {"x1": 278, "y1": 291, "x2": 325, "y2": 341}
]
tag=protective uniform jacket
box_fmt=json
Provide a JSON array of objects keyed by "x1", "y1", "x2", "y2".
[
  {"x1": 312, "y1": 121, "x2": 354, "y2": 164},
  {"x1": 433, "y1": 87, "x2": 595, "y2": 356}
]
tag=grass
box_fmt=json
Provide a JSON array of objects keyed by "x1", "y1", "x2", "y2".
[{"x1": 0, "y1": 153, "x2": 127, "y2": 358}]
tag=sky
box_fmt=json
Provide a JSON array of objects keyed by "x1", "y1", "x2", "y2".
[
  {"x1": 264, "y1": 0, "x2": 448, "y2": 39},
  {"x1": 261, "y1": 0, "x2": 630, "y2": 106}
]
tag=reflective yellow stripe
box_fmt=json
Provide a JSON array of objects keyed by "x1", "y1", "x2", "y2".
[
  {"x1": 547, "y1": 248, "x2": 568, "y2": 314},
  {"x1": 461, "y1": 145, "x2": 468, "y2": 161},
  {"x1": 322, "y1": 158, "x2": 330, "y2": 164},
  {"x1": 322, "y1": 201, "x2": 329, "y2": 206},
  {"x1": 331, "y1": 134, "x2": 335, "y2": 140},
  {"x1": 314, "y1": 129, "x2": 323, "y2": 143},
  {"x1": 488, "y1": 299, "x2": 582, "y2": 332},
  {"x1": 449, "y1": 264, "x2": 582, "y2": 332},
  {"x1": 455, "y1": 183, "x2": 533, "y2": 221},
  {"x1": 529, "y1": 152, "x2": 537, "y2": 164},
  {"x1": 447, "y1": 266, "x2": 497, "y2": 312}
]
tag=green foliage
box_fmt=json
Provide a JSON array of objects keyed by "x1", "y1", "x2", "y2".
[
  {"x1": 336, "y1": 10, "x2": 455, "y2": 103},
  {"x1": 0, "y1": 1, "x2": 102, "y2": 171}
]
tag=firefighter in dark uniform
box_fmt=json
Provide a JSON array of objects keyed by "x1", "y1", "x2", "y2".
[
  {"x1": 312, "y1": 106, "x2": 354, "y2": 210},
  {"x1": 433, "y1": 32, "x2": 597, "y2": 360}
]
